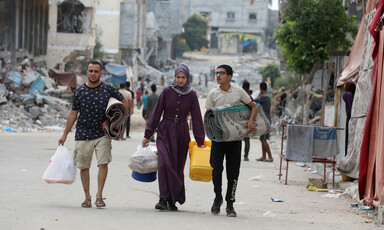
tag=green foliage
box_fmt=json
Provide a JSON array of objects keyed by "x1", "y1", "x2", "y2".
[
  {"x1": 80, "y1": 60, "x2": 89, "y2": 74},
  {"x1": 182, "y1": 14, "x2": 209, "y2": 51},
  {"x1": 274, "y1": 72, "x2": 301, "y2": 90},
  {"x1": 79, "y1": 27, "x2": 104, "y2": 74},
  {"x1": 273, "y1": 0, "x2": 357, "y2": 75},
  {"x1": 93, "y1": 27, "x2": 104, "y2": 60},
  {"x1": 173, "y1": 34, "x2": 191, "y2": 57},
  {"x1": 258, "y1": 64, "x2": 281, "y2": 87}
]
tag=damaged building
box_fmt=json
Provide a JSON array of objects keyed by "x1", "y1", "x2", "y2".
[
  {"x1": 0, "y1": 0, "x2": 49, "y2": 64},
  {"x1": 47, "y1": 0, "x2": 96, "y2": 72}
]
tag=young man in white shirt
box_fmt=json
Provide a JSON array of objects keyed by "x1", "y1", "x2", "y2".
[{"x1": 205, "y1": 64, "x2": 258, "y2": 217}]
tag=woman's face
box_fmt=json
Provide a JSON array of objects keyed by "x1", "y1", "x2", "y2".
[{"x1": 175, "y1": 72, "x2": 188, "y2": 87}]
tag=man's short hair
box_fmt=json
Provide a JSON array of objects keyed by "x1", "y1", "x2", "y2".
[
  {"x1": 151, "y1": 84, "x2": 157, "y2": 92},
  {"x1": 125, "y1": 81, "x2": 131, "y2": 88},
  {"x1": 242, "y1": 81, "x2": 250, "y2": 90},
  {"x1": 120, "y1": 83, "x2": 125, "y2": 89},
  {"x1": 260, "y1": 82, "x2": 268, "y2": 91},
  {"x1": 217, "y1": 64, "x2": 233, "y2": 76},
  {"x1": 87, "y1": 60, "x2": 102, "y2": 70}
]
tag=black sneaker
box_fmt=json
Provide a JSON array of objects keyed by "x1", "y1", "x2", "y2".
[
  {"x1": 244, "y1": 156, "x2": 249, "y2": 161},
  {"x1": 155, "y1": 198, "x2": 168, "y2": 211},
  {"x1": 211, "y1": 196, "x2": 223, "y2": 215},
  {"x1": 226, "y1": 206, "x2": 237, "y2": 217},
  {"x1": 168, "y1": 201, "x2": 178, "y2": 211}
]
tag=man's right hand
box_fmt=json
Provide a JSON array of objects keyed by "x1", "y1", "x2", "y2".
[{"x1": 58, "y1": 135, "x2": 67, "y2": 146}]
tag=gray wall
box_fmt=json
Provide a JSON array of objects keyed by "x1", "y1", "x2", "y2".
[
  {"x1": 120, "y1": 2, "x2": 136, "y2": 49},
  {"x1": 147, "y1": 0, "x2": 182, "y2": 61}
]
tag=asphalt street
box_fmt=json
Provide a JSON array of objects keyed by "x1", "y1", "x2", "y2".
[{"x1": 0, "y1": 130, "x2": 378, "y2": 230}]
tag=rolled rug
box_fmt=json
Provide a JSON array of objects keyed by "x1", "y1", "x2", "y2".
[
  {"x1": 102, "y1": 97, "x2": 129, "y2": 139},
  {"x1": 204, "y1": 102, "x2": 271, "y2": 142}
]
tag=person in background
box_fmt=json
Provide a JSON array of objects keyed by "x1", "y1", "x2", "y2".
[
  {"x1": 142, "y1": 63, "x2": 205, "y2": 212},
  {"x1": 255, "y1": 82, "x2": 273, "y2": 162},
  {"x1": 145, "y1": 84, "x2": 160, "y2": 142},
  {"x1": 342, "y1": 82, "x2": 356, "y2": 156},
  {"x1": 242, "y1": 80, "x2": 253, "y2": 161},
  {"x1": 58, "y1": 60, "x2": 129, "y2": 208},
  {"x1": 125, "y1": 82, "x2": 134, "y2": 138},
  {"x1": 141, "y1": 90, "x2": 149, "y2": 120},
  {"x1": 160, "y1": 75, "x2": 165, "y2": 87},
  {"x1": 277, "y1": 87, "x2": 287, "y2": 117},
  {"x1": 140, "y1": 77, "x2": 145, "y2": 93},
  {"x1": 205, "y1": 65, "x2": 258, "y2": 217},
  {"x1": 136, "y1": 88, "x2": 142, "y2": 109},
  {"x1": 119, "y1": 83, "x2": 134, "y2": 140}
]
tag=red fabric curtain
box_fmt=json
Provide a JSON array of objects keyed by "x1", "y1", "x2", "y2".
[{"x1": 359, "y1": 0, "x2": 384, "y2": 207}]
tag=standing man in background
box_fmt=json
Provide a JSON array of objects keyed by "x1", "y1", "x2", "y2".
[
  {"x1": 125, "y1": 81, "x2": 134, "y2": 138},
  {"x1": 145, "y1": 84, "x2": 159, "y2": 142},
  {"x1": 255, "y1": 82, "x2": 273, "y2": 162},
  {"x1": 242, "y1": 80, "x2": 252, "y2": 161},
  {"x1": 119, "y1": 83, "x2": 134, "y2": 140},
  {"x1": 277, "y1": 87, "x2": 287, "y2": 117},
  {"x1": 58, "y1": 60, "x2": 129, "y2": 208},
  {"x1": 141, "y1": 90, "x2": 149, "y2": 120},
  {"x1": 136, "y1": 88, "x2": 142, "y2": 109}
]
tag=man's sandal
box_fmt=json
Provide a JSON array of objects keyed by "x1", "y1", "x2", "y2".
[
  {"x1": 95, "y1": 198, "x2": 106, "y2": 208},
  {"x1": 81, "y1": 199, "x2": 92, "y2": 208}
]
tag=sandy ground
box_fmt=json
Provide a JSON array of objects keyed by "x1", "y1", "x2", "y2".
[{"x1": 0, "y1": 114, "x2": 380, "y2": 230}]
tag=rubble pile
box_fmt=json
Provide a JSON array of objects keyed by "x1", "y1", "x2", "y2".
[{"x1": 0, "y1": 59, "x2": 71, "y2": 133}]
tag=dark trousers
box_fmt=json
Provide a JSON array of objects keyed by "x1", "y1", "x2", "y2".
[
  {"x1": 243, "y1": 137, "x2": 250, "y2": 157},
  {"x1": 210, "y1": 140, "x2": 242, "y2": 203},
  {"x1": 126, "y1": 116, "x2": 131, "y2": 137}
]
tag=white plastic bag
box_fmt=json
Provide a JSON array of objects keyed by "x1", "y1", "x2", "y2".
[
  {"x1": 42, "y1": 145, "x2": 76, "y2": 184},
  {"x1": 128, "y1": 146, "x2": 158, "y2": 173}
]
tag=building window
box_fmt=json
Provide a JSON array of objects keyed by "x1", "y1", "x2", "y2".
[
  {"x1": 249, "y1": 13, "x2": 257, "y2": 21},
  {"x1": 57, "y1": 1, "x2": 85, "y2": 33},
  {"x1": 227, "y1": 12, "x2": 235, "y2": 20},
  {"x1": 199, "y1": 11, "x2": 211, "y2": 21}
]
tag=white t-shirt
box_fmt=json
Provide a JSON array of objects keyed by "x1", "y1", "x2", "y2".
[
  {"x1": 205, "y1": 85, "x2": 252, "y2": 109},
  {"x1": 119, "y1": 89, "x2": 132, "y2": 101}
]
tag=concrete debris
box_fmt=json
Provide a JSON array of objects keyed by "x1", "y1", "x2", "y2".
[{"x1": 0, "y1": 59, "x2": 71, "y2": 133}]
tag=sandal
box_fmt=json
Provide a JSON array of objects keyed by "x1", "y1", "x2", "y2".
[
  {"x1": 81, "y1": 199, "x2": 92, "y2": 208},
  {"x1": 95, "y1": 198, "x2": 106, "y2": 208},
  {"x1": 256, "y1": 158, "x2": 265, "y2": 161}
]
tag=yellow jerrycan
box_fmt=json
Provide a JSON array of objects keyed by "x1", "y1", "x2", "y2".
[{"x1": 188, "y1": 139, "x2": 212, "y2": 182}]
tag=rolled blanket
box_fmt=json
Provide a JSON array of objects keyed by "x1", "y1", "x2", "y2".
[
  {"x1": 102, "y1": 97, "x2": 129, "y2": 139},
  {"x1": 204, "y1": 102, "x2": 271, "y2": 142}
]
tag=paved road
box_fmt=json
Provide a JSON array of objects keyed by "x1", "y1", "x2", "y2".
[{"x1": 0, "y1": 131, "x2": 378, "y2": 230}]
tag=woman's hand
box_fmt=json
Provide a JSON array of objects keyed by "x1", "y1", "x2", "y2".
[{"x1": 142, "y1": 138, "x2": 150, "y2": 148}]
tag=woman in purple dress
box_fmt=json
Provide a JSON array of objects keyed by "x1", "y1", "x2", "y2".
[{"x1": 142, "y1": 63, "x2": 205, "y2": 211}]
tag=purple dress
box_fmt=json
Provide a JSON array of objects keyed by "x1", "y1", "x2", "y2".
[{"x1": 144, "y1": 87, "x2": 205, "y2": 205}]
